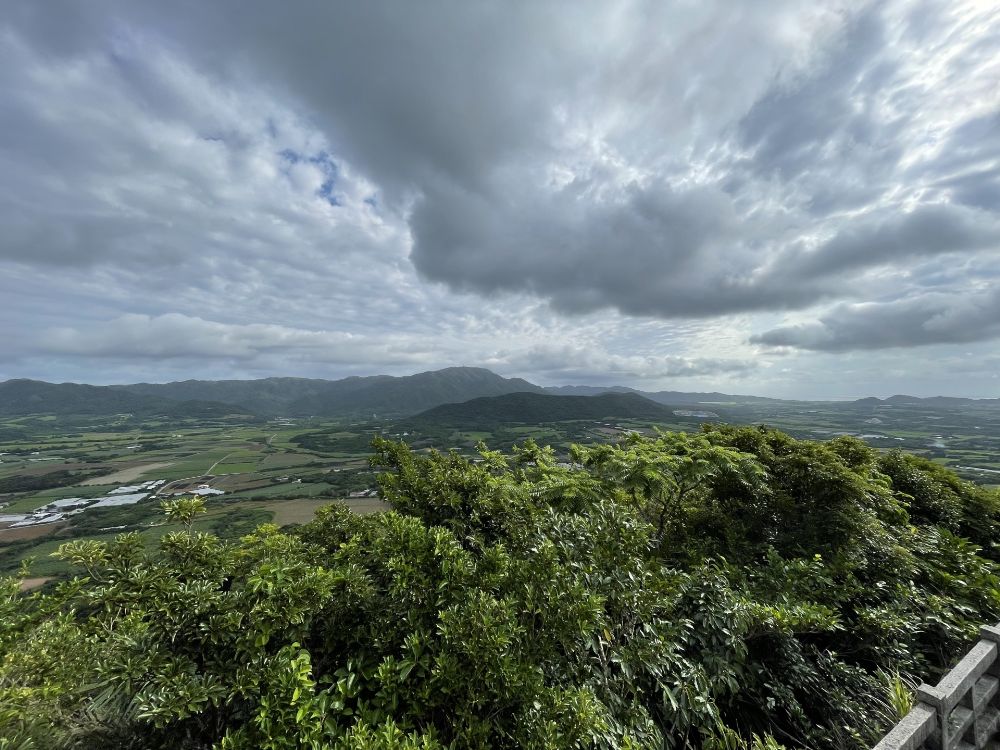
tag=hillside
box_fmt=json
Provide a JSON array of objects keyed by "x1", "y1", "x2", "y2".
[
  {"x1": 285, "y1": 367, "x2": 544, "y2": 417},
  {"x1": 0, "y1": 379, "x2": 253, "y2": 418},
  {"x1": 116, "y1": 376, "x2": 335, "y2": 415},
  {"x1": 118, "y1": 367, "x2": 544, "y2": 417},
  {"x1": 406, "y1": 390, "x2": 676, "y2": 427}
]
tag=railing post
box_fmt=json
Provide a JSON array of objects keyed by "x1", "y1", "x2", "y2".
[
  {"x1": 874, "y1": 622, "x2": 1000, "y2": 750},
  {"x1": 916, "y1": 684, "x2": 948, "y2": 749}
]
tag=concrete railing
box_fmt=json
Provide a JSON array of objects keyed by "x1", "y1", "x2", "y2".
[{"x1": 875, "y1": 624, "x2": 1000, "y2": 750}]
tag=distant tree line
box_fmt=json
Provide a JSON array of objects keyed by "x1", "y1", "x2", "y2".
[{"x1": 0, "y1": 468, "x2": 111, "y2": 495}]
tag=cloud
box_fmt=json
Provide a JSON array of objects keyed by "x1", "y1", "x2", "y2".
[
  {"x1": 399, "y1": 0, "x2": 999, "y2": 321},
  {"x1": 766, "y1": 203, "x2": 1000, "y2": 283},
  {"x1": 485, "y1": 342, "x2": 759, "y2": 382},
  {"x1": 0, "y1": 30, "x2": 395, "y2": 273},
  {"x1": 409, "y1": 179, "x2": 827, "y2": 318},
  {"x1": 1, "y1": 0, "x2": 999, "y2": 397},
  {"x1": 751, "y1": 286, "x2": 1000, "y2": 351},
  {"x1": 34, "y1": 314, "x2": 429, "y2": 366},
  {"x1": 737, "y1": 5, "x2": 898, "y2": 187}
]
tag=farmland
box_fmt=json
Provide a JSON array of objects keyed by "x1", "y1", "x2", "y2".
[
  {"x1": 2, "y1": 393, "x2": 998, "y2": 581},
  {"x1": 0, "y1": 413, "x2": 389, "y2": 578}
]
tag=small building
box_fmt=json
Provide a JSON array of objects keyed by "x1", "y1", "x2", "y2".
[
  {"x1": 91, "y1": 493, "x2": 148, "y2": 507},
  {"x1": 195, "y1": 484, "x2": 225, "y2": 496},
  {"x1": 44, "y1": 498, "x2": 91, "y2": 510}
]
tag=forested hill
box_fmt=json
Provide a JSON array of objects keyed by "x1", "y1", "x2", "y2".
[
  {"x1": 121, "y1": 366, "x2": 544, "y2": 417},
  {"x1": 0, "y1": 379, "x2": 251, "y2": 418},
  {"x1": 405, "y1": 390, "x2": 676, "y2": 427},
  {"x1": 118, "y1": 375, "x2": 338, "y2": 415},
  {"x1": 4, "y1": 426, "x2": 1000, "y2": 749},
  {"x1": 285, "y1": 367, "x2": 544, "y2": 417}
]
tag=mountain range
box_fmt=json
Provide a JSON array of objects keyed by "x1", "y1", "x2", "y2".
[
  {"x1": 0, "y1": 367, "x2": 997, "y2": 419},
  {"x1": 0, "y1": 379, "x2": 254, "y2": 418}
]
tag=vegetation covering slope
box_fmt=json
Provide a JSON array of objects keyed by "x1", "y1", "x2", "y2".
[
  {"x1": 119, "y1": 368, "x2": 545, "y2": 417},
  {"x1": 2, "y1": 426, "x2": 1000, "y2": 749},
  {"x1": 406, "y1": 391, "x2": 676, "y2": 428},
  {"x1": 119, "y1": 377, "x2": 338, "y2": 416},
  {"x1": 0, "y1": 380, "x2": 253, "y2": 419},
  {"x1": 0, "y1": 369, "x2": 543, "y2": 420},
  {"x1": 285, "y1": 367, "x2": 543, "y2": 418}
]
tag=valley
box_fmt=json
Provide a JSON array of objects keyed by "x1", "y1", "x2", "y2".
[{"x1": 2, "y1": 371, "x2": 998, "y2": 581}]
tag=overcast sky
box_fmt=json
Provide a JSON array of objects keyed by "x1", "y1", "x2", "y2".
[{"x1": 2, "y1": 1, "x2": 999, "y2": 398}]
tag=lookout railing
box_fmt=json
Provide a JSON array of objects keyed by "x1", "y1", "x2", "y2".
[{"x1": 875, "y1": 624, "x2": 1000, "y2": 750}]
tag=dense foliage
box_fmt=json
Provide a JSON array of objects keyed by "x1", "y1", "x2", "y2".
[{"x1": 2, "y1": 426, "x2": 999, "y2": 749}]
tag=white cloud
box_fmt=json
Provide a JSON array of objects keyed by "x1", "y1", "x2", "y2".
[{"x1": 1, "y1": 0, "x2": 998, "y2": 397}]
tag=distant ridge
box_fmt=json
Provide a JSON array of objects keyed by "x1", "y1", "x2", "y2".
[
  {"x1": 1, "y1": 368, "x2": 544, "y2": 419},
  {"x1": 119, "y1": 367, "x2": 543, "y2": 417},
  {"x1": 2, "y1": 368, "x2": 997, "y2": 419},
  {"x1": 852, "y1": 397, "x2": 883, "y2": 407},
  {"x1": 119, "y1": 376, "x2": 334, "y2": 415},
  {"x1": 404, "y1": 391, "x2": 677, "y2": 427},
  {"x1": 0, "y1": 379, "x2": 251, "y2": 418}
]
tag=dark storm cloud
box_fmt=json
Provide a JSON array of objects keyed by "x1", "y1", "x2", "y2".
[
  {"x1": 409, "y1": 179, "x2": 831, "y2": 317},
  {"x1": 402, "y1": 1, "x2": 996, "y2": 323}
]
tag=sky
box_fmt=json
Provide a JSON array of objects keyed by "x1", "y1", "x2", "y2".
[{"x1": 1, "y1": 1, "x2": 999, "y2": 399}]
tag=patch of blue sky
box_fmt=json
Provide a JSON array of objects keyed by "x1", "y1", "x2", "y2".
[
  {"x1": 278, "y1": 148, "x2": 343, "y2": 205},
  {"x1": 318, "y1": 178, "x2": 342, "y2": 206},
  {"x1": 310, "y1": 151, "x2": 341, "y2": 206}
]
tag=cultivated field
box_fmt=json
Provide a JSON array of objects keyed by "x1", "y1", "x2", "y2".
[{"x1": 0, "y1": 414, "x2": 390, "y2": 577}]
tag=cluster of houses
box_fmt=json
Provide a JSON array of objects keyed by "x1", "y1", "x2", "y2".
[
  {"x1": 0, "y1": 478, "x2": 226, "y2": 529},
  {"x1": 171, "y1": 483, "x2": 225, "y2": 497}
]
